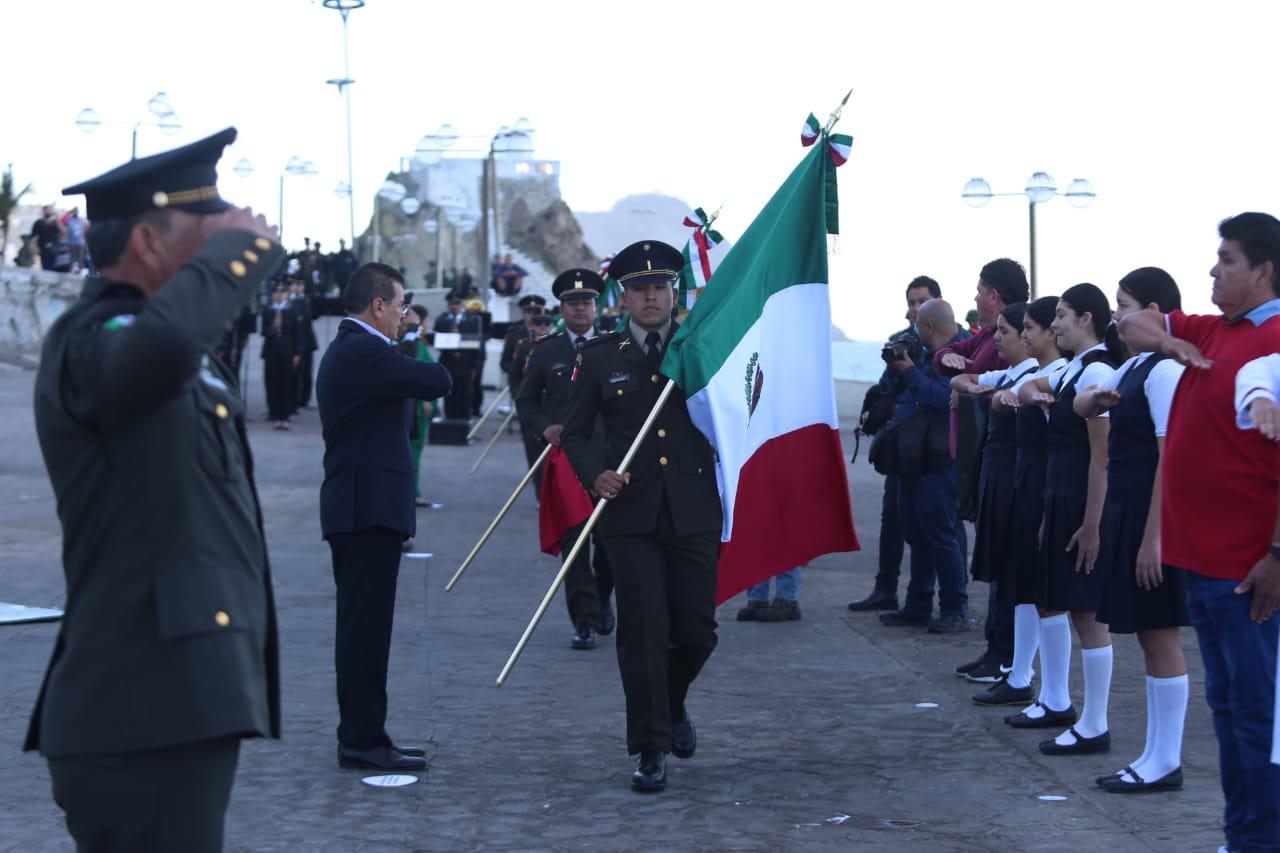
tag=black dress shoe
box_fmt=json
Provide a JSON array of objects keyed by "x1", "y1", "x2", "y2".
[
  {"x1": 631, "y1": 750, "x2": 667, "y2": 792},
  {"x1": 1101, "y1": 766, "x2": 1183, "y2": 793},
  {"x1": 848, "y1": 589, "x2": 898, "y2": 611},
  {"x1": 596, "y1": 602, "x2": 616, "y2": 636},
  {"x1": 671, "y1": 707, "x2": 696, "y2": 759},
  {"x1": 338, "y1": 744, "x2": 426, "y2": 771},
  {"x1": 391, "y1": 743, "x2": 427, "y2": 758},
  {"x1": 1004, "y1": 701, "x2": 1078, "y2": 729},
  {"x1": 571, "y1": 623, "x2": 596, "y2": 650},
  {"x1": 1039, "y1": 726, "x2": 1111, "y2": 755},
  {"x1": 972, "y1": 680, "x2": 1034, "y2": 706},
  {"x1": 955, "y1": 652, "x2": 990, "y2": 677},
  {"x1": 879, "y1": 609, "x2": 931, "y2": 627},
  {"x1": 928, "y1": 614, "x2": 969, "y2": 634}
]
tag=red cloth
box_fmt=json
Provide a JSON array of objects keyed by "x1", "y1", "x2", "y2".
[
  {"x1": 538, "y1": 445, "x2": 595, "y2": 556},
  {"x1": 1162, "y1": 310, "x2": 1280, "y2": 580}
]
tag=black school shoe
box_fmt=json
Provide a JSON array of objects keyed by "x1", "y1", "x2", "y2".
[
  {"x1": 1004, "y1": 701, "x2": 1078, "y2": 729},
  {"x1": 631, "y1": 751, "x2": 667, "y2": 792},
  {"x1": 1096, "y1": 766, "x2": 1135, "y2": 787},
  {"x1": 955, "y1": 651, "x2": 991, "y2": 677},
  {"x1": 972, "y1": 680, "x2": 1034, "y2": 706},
  {"x1": 965, "y1": 657, "x2": 1011, "y2": 683},
  {"x1": 1101, "y1": 766, "x2": 1183, "y2": 793},
  {"x1": 1039, "y1": 726, "x2": 1111, "y2": 755}
]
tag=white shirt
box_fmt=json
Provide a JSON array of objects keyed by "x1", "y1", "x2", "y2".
[
  {"x1": 978, "y1": 357, "x2": 1039, "y2": 390},
  {"x1": 569, "y1": 326, "x2": 598, "y2": 346},
  {"x1": 1010, "y1": 356, "x2": 1069, "y2": 397},
  {"x1": 1236, "y1": 353, "x2": 1280, "y2": 430},
  {"x1": 1096, "y1": 352, "x2": 1186, "y2": 437},
  {"x1": 1053, "y1": 342, "x2": 1118, "y2": 418},
  {"x1": 342, "y1": 315, "x2": 390, "y2": 344}
]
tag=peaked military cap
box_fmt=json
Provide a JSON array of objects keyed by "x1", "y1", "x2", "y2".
[
  {"x1": 517, "y1": 294, "x2": 547, "y2": 309},
  {"x1": 551, "y1": 268, "x2": 603, "y2": 301},
  {"x1": 530, "y1": 311, "x2": 553, "y2": 326},
  {"x1": 63, "y1": 127, "x2": 237, "y2": 221},
  {"x1": 609, "y1": 240, "x2": 683, "y2": 287}
]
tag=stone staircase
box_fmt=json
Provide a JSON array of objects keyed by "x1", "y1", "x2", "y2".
[{"x1": 488, "y1": 245, "x2": 555, "y2": 321}]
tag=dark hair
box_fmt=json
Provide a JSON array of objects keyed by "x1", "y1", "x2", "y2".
[
  {"x1": 85, "y1": 209, "x2": 171, "y2": 269},
  {"x1": 979, "y1": 258, "x2": 1030, "y2": 306},
  {"x1": 999, "y1": 301, "x2": 1027, "y2": 333},
  {"x1": 1024, "y1": 295, "x2": 1058, "y2": 331},
  {"x1": 906, "y1": 275, "x2": 941, "y2": 298},
  {"x1": 1060, "y1": 283, "x2": 1125, "y2": 363},
  {"x1": 1218, "y1": 212, "x2": 1280, "y2": 297},
  {"x1": 1118, "y1": 267, "x2": 1181, "y2": 313},
  {"x1": 410, "y1": 304, "x2": 428, "y2": 322},
  {"x1": 344, "y1": 263, "x2": 403, "y2": 314}
]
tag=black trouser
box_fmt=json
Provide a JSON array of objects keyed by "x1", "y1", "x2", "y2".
[
  {"x1": 602, "y1": 503, "x2": 718, "y2": 755},
  {"x1": 984, "y1": 579, "x2": 1016, "y2": 662},
  {"x1": 594, "y1": 535, "x2": 614, "y2": 606},
  {"x1": 296, "y1": 350, "x2": 315, "y2": 407},
  {"x1": 471, "y1": 366, "x2": 484, "y2": 416},
  {"x1": 440, "y1": 352, "x2": 474, "y2": 420},
  {"x1": 876, "y1": 472, "x2": 968, "y2": 595},
  {"x1": 263, "y1": 351, "x2": 295, "y2": 421},
  {"x1": 517, "y1": 412, "x2": 545, "y2": 499},
  {"x1": 328, "y1": 526, "x2": 403, "y2": 749},
  {"x1": 47, "y1": 736, "x2": 240, "y2": 853},
  {"x1": 562, "y1": 523, "x2": 606, "y2": 628}
]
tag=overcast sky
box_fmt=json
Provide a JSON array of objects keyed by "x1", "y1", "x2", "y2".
[{"x1": 7, "y1": 1, "x2": 1279, "y2": 339}]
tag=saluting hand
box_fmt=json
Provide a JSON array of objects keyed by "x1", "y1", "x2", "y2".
[
  {"x1": 1160, "y1": 337, "x2": 1212, "y2": 370},
  {"x1": 201, "y1": 205, "x2": 279, "y2": 243},
  {"x1": 1236, "y1": 554, "x2": 1280, "y2": 623},
  {"x1": 593, "y1": 470, "x2": 630, "y2": 500},
  {"x1": 940, "y1": 352, "x2": 971, "y2": 372},
  {"x1": 1030, "y1": 391, "x2": 1056, "y2": 411},
  {"x1": 994, "y1": 389, "x2": 1019, "y2": 410},
  {"x1": 1250, "y1": 398, "x2": 1280, "y2": 441},
  {"x1": 1067, "y1": 523, "x2": 1101, "y2": 573},
  {"x1": 968, "y1": 384, "x2": 996, "y2": 397},
  {"x1": 1092, "y1": 388, "x2": 1123, "y2": 411}
]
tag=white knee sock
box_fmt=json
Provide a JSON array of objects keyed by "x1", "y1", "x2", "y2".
[
  {"x1": 1008, "y1": 604, "x2": 1040, "y2": 689},
  {"x1": 1030, "y1": 614, "x2": 1072, "y2": 719},
  {"x1": 1072, "y1": 645, "x2": 1113, "y2": 739},
  {"x1": 1130, "y1": 674, "x2": 1188, "y2": 782}
]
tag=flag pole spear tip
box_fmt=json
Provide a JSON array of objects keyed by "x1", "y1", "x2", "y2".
[{"x1": 825, "y1": 89, "x2": 853, "y2": 134}]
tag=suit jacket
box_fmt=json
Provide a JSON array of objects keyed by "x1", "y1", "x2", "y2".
[
  {"x1": 27, "y1": 228, "x2": 285, "y2": 756},
  {"x1": 560, "y1": 323, "x2": 722, "y2": 538},
  {"x1": 316, "y1": 319, "x2": 452, "y2": 539}
]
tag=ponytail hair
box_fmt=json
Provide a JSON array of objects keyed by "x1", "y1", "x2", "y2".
[
  {"x1": 999, "y1": 301, "x2": 1028, "y2": 333},
  {"x1": 1061, "y1": 282, "x2": 1126, "y2": 364},
  {"x1": 1118, "y1": 267, "x2": 1181, "y2": 313}
]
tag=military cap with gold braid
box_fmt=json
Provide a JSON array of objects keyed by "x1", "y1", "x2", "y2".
[
  {"x1": 63, "y1": 127, "x2": 238, "y2": 220},
  {"x1": 551, "y1": 267, "x2": 603, "y2": 301},
  {"x1": 607, "y1": 239, "x2": 684, "y2": 288}
]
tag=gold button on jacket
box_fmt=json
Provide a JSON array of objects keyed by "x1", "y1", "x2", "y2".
[{"x1": 214, "y1": 610, "x2": 231, "y2": 628}]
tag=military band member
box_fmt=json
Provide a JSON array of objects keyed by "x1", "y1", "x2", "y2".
[
  {"x1": 504, "y1": 294, "x2": 549, "y2": 489},
  {"x1": 560, "y1": 241, "x2": 722, "y2": 793},
  {"x1": 517, "y1": 270, "x2": 616, "y2": 649},
  {"x1": 26, "y1": 128, "x2": 284, "y2": 852}
]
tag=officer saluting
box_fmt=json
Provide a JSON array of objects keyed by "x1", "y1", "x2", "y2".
[
  {"x1": 560, "y1": 241, "x2": 722, "y2": 793},
  {"x1": 517, "y1": 269, "x2": 616, "y2": 650},
  {"x1": 26, "y1": 128, "x2": 284, "y2": 852}
]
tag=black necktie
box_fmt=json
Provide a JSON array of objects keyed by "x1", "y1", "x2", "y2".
[
  {"x1": 645, "y1": 332, "x2": 662, "y2": 369},
  {"x1": 575, "y1": 335, "x2": 586, "y2": 350}
]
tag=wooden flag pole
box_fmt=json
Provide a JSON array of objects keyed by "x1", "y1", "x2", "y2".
[
  {"x1": 466, "y1": 386, "x2": 511, "y2": 441},
  {"x1": 497, "y1": 378, "x2": 678, "y2": 686},
  {"x1": 444, "y1": 443, "x2": 551, "y2": 592},
  {"x1": 469, "y1": 406, "x2": 518, "y2": 474}
]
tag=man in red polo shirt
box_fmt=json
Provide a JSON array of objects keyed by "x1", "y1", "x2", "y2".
[{"x1": 1121, "y1": 212, "x2": 1280, "y2": 851}]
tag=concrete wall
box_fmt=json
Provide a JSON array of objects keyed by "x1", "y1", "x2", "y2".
[{"x1": 0, "y1": 267, "x2": 82, "y2": 358}]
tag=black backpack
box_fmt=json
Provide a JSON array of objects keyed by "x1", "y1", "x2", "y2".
[{"x1": 851, "y1": 384, "x2": 897, "y2": 463}]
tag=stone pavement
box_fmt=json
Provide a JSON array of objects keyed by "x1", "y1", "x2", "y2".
[{"x1": 0, "y1": 354, "x2": 1233, "y2": 852}]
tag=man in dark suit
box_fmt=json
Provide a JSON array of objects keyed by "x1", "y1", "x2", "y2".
[
  {"x1": 560, "y1": 241, "x2": 722, "y2": 793},
  {"x1": 261, "y1": 282, "x2": 302, "y2": 429},
  {"x1": 518, "y1": 269, "x2": 616, "y2": 650},
  {"x1": 28, "y1": 128, "x2": 283, "y2": 852},
  {"x1": 434, "y1": 296, "x2": 479, "y2": 419},
  {"x1": 316, "y1": 262, "x2": 452, "y2": 772},
  {"x1": 291, "y1": 278, "x2": 320, "y2": 407}
]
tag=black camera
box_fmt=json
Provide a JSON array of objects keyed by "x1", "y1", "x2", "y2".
[{"x1": 881, "y1": 339, "x2": 911, "y2": 364}]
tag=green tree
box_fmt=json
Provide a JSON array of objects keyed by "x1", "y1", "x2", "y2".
[{"x1": 1, "y1": 163, "x2": 33, "y2": 264}]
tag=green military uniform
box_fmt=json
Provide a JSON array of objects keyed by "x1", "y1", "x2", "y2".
[
  {"x1": 559, "y1": 242, "x2": 721, "y2": 790},
  {"x1": 26, "y1": 127, "x2": 284, "y2": 853}
]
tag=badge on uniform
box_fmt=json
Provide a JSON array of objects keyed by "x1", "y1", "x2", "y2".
[
  {"x1": 102, "y1": 314, "x2": 136, "y2": 331},
  {"x1": 608, "y1": 370, "x2": 630, "y2": 384}
]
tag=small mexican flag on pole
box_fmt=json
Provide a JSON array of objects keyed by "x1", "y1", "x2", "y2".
[
  {"x1": 677, "y1": 206, "x2": 725, "y2": 311},
  {"x1": 662, "y1": 95, "x2": 859, "y2": 604}
]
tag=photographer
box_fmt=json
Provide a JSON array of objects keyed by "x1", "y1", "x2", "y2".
[
  {"x1": 850, "y1": 276, "x2": 937, "y2": 611},
  {"x1": 878, "y1": 299, "x2": 969, "y2": 633}
]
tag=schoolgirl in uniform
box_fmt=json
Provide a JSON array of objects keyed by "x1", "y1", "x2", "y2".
[
  {"x1": 1074, "y1": 268, "x2": 1188, "y2": 792},
  {"x1": 1008, "y1": 284, "x2": 1125, "y2": 756}
]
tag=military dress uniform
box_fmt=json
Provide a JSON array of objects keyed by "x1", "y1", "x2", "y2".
[
  {"x1": 502, "y1": 294, "x2": 548, "y2": 480},
  {"x1": 26, "y1": 128, "x2": 283, "y2": 852},
  {"x1": 517, "y1": 271, "x2": 615, "y2": 647},
  {"x1": 434, "y1": 301, "x2": 479, "y2": 419},
  {"x1": 261, "y1": 285, "x2": 304, "y2": 423},
  {"x1": 560, "y1": 241, "x2": 721, "y2": 792}
]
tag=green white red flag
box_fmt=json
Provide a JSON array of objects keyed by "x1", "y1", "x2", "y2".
[
  {"x1": 678, "y1": 207, "x2": 725, "y2": 310},
  {"x1": 662, "y1": 117, "x2": 859, "y2": 604}
]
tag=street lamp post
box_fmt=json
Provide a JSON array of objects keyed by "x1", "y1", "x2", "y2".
[
  {"x1": 75, "y1": 92, "x2": 182, "y2": 159},
  {"x1": 961, "y1": 172, "x2": 1096, "y2": 298},
  {"x1": 322, "y1": 0, "x2": 364, "y2": 248},
  {"x1": 238, "y1": 157, "x2": 316, "y2": 246}
]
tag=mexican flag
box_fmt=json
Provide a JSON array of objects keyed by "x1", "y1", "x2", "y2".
[{"x1": 662, "y1": 128, "x2": 859, "y2": 604}]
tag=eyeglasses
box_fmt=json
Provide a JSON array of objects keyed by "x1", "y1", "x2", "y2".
[{"x1": 377, "y1": 297, "x2": 411, "y2": 316}]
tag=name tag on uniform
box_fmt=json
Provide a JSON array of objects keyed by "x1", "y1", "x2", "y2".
[{"x1": 608, "y1": 371, "x2": 630, "y2": 384}]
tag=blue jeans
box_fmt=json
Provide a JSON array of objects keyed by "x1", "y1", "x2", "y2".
[
  {"x1": 748, "y1": 566, "x2": 803, "y2": 602},
  {"x1": 898, "y1": 465, "x2": 967, "y2": 618},
  {"x1": 1187, "y1": 571, "x2": 1280, "y2": 853}
]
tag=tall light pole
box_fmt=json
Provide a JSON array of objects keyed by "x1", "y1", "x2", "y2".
[
  {"x1": 323, "y1": 0, "x2": 364, "y2": 249},
  {"x1": 76, "y1": 92, "x2": 182, "y2": 159},
  {"x1": 962, "y1": 172, "x2": 1096, "y2": 299},
  {"x1": 239, "y1": 156, "x2": 316, "y2": 246}
]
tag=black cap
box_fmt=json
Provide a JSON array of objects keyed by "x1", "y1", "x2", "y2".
[
  {"x1": 551, "y1": 268, "x2": 603, "y2": 301},
  {"x1": 517, "y1": 294, "x2": 547, "y2": 309},
  {"x1": 63, "y1": 127, "x2": 237, "y2": 221},
  {"x1": 609, "y1": 240, "x2": 683, "y2": 287}
]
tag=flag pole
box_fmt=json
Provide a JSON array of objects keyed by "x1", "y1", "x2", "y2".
[
  {"x1": 497, "y1": 378, "x2": 678, "y2": 686},
  {"x1": 466, "y1": 386, "x2": 511, "y2": 441},
  {"x1": 824, "y1": 89, "x2": 853, "y2": 134},
  {"x1": 445, "y1": 443, "x2": 551, "y2": 592},
  {"x1": 470, "y1": 406, "x2": 518, "y2": 474}
]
